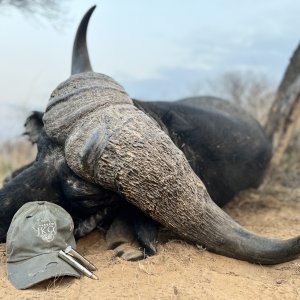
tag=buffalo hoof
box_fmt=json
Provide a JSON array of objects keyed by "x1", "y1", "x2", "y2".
[
  {"x1": 114, "y1": 243, "x2": 146, "y2": 261},
  {"x1": 106, "y1": 215, "x2": 157, "y2": 261}
]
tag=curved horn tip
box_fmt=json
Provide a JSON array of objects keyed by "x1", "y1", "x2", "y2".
[
  {"x1": 71, "y1": 5, "x2": 97, "y2": 75},
  {"x1": 86, "y1": 5, "x2": 97, "y2": 17}
]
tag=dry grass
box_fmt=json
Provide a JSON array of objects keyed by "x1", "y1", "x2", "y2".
[
  {"x1": 0, "y1": 138, "x2": 36, "y2": 184},
  {"x1": 266, "y1": 134, "x2": 300, "y2": 189}
]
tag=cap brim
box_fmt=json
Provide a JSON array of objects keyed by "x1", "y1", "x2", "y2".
[{"x1": 7, "y1": 252, "x2": 80, "y2": 289}]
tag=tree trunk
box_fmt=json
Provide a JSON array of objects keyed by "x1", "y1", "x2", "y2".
[{"x1": 265, "y1": 42, "x2": 300, "y2": 165}]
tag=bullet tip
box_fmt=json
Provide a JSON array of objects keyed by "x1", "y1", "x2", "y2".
[
  {"x1": 90, "y1": 273, "x2": 98, "y2": 280},
  {"x1": 91, "y1": 266, "x2": 98, "y2": 271}
]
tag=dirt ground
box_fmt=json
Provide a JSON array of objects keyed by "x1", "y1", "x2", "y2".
[{"x1": 0, "y1": 146, "x2": 300, "y2": 299}]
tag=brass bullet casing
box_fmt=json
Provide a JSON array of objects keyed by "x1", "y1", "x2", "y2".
[
  {"x1": 58, "y1": 250, "x2": 98, "y2": 280},
  {"x1": 64, "y1": 245, "x2": 97, "y2": 271}
]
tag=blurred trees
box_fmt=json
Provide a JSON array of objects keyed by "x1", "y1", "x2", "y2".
[
  {"x1": 0, "y1": 0, "x2": 68, "y2": 24},
  {"x1": 208, "y1": 70, "x2": 275, "y2": 125},
  {"x1": 208, "y1": 67, "x2": 300, "y2": 166}
]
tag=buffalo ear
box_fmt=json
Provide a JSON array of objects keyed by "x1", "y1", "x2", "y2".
[{"x1": 24, "y1": 111, "x2": 44, "y2": 144}]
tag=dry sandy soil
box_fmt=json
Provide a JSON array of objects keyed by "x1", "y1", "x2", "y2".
[{"x1": 0, "y1": 143, "x2": 300, "y2": 299}]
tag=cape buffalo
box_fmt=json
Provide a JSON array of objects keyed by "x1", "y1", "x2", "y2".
[{"x1": 3, "y1": 6, "x2": 300, "y2": 265}]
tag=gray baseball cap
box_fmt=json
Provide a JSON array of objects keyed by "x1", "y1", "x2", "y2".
[{"x1": 6, "y1": 201, "x2": 80, "y2": 289}]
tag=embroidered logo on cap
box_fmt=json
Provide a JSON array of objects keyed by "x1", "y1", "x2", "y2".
[{"x1": 34, "y1": 220, "x2": 57, "y2": 242}]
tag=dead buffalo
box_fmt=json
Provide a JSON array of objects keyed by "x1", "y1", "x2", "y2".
[
  {"x1": 2, "y1": 6, "x2": 274, "y2": 260},
  {"x1": 0, "y1": 6, "x2": 300, "y2": 264},
  {"x1": 2, "y1": 6, "x2": 300, "y2": 265}
]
